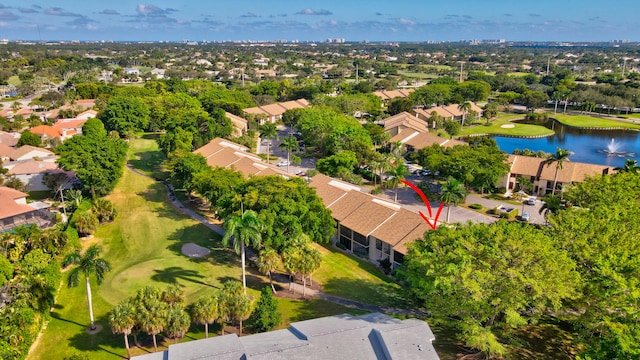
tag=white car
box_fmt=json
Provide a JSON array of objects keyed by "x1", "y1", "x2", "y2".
[
  {"x1": 276, "y1": 161, "x2": 289, "y2": 167},
  {"x1": 526, "y1": 197, "x2": 536, "y2": 205}
]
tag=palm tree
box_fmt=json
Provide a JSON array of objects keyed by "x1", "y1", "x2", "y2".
[
  {"x1": 109, "y1": 300, "x2": 136, "y2": 359},
  {"x1": 137, "y1": 297, "x2": 168, "y2": 352},
  {"x1": 165, "y1": 307, "x2": 191, "y2": 344},
  {"x1": 190, "y1": 296, "x2": 219, "y2": 338},
  {"x1": 440, "y1": 177, "x2": 468, "y2": 223},
  {"x1": 219, "y1": 280, "x2": 253, "y2": 336},
  {"x1": 257, "y1": 247, "x2": 280, "y2": 294},
  {"x1": 385, "y1": 161, "x2": 409, "y2": 202},
  {"x1": 222, "y1": 208, "x2": 263, "y2": 294},
  {"x1": 544, "y1": 148, "x2": 571, "y2": 196},
  {"x1": 458, "y1": 101, "x2": 472, "y2": 126},
  {"x1": 279, "y1": 137, "x2": 298, "y2": 173},
  {"x1": 298, "y1": 246, "x2": 322, "y2": 298},
  {"x1": 259, "y1": 123, "x2": 278, "y2": 162},
  {"x1": 75, "y1": 212, "x2": 98, "y2": 237},
  {"x1": 63, "y1": 244, "x2": 111, "y2": 330}
]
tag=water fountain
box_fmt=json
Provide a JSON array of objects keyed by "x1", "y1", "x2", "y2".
[{"x1": 598, "y1": 138, "x2": 636, "y2": 157}]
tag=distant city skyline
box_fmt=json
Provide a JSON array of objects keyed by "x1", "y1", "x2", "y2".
[{"x1": 0, "y1": 1, "x2": 638, "y2": 42}]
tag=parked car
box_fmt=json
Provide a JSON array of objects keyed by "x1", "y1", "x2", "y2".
[
  {"x1": 276, "y1": 161, "x2": 289, "y2": 167},
  {"x1": 296, "y1": 171, "x2": 307, "y2": 176},
  {"x1": 526, "y1": 197, "x2": 536, "y2": 205},
  {"x1": 521, "y1": 212, "x2": 531, "y2": 222}
]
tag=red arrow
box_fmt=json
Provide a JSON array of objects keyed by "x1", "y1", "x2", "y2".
[{"x1": 401, "y1": 179, "x2": 443, "y2": 230}]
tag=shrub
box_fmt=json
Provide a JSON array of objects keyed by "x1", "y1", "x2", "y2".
[
  {"x1": 74, "y1": 212, "x2": 98, "y2": 236},
  {"x1": 249, "y1": 286, "x2": 281, "y2": 332},
  {"x1": 370, "y1": 187, "x2": 382, "y2": 195},
  {"x1": 92, "y1": 198, "x2": 117, "y2": 223},
  {"x1": 336, "y1": 242, "x2": 347, "y2": 250},
  {"x1": 469, "y1": 203, "x2": 483, "y2": 210}
]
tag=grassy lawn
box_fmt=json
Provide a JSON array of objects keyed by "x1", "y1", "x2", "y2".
[
  {"x1": 28, "y1": 139, "x2": 401, "y2": 359},
  {"x1": 552, "y1": 113, "x2": 640, "y2": 130},
  {"x1": 312, "y1": 244, "x2": 410, "y2": 308},
  {"x1": 620, "y1": 113, "x2": 640, "y2": 119},
  {"x1": 128, "y1": 133, "x2": 168, "y2": 179},
  {"x1": 460, "y1": 113, "x2": 554, "y2": 137},
  {"x1": 7, "y1": 75, "x2": 21, "y2": 86}
]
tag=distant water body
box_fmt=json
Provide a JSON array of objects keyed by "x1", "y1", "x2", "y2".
[{"x1": 492, "y1": 120, "x2": 640, "y2": 168}]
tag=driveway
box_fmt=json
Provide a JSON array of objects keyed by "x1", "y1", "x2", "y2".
[{"x1": 258, "y1": 125, "x2": 318, "y2": 175}]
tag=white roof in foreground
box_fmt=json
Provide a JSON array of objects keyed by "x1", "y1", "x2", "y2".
[{"x1": 132, "y1": 312, "x2": 438, "y2": 360}]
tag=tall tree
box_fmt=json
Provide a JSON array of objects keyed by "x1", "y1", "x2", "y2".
[
  {"x1": 167, "y1": 152, "x2": 208, "y2": 201},
  {"x1": 63, "y1": 244, "x2": 111, "y2": 330},
  {"x1": 56, "y1": 120, "x2": 128, "y2": 198},
  {"x1": 385, "y1": 161, "x2": 409, "y2": 202},
  {"x1": 190, "y1": 296, "x2": 219, "y2": 339},
  {"x1": 165, "y1": 307, "x2": 191, "y2": 344},
  {"x1": 401, "y1": 221, "x2": 580, "y2": 357},
  {"x1": 458, "y1": 101, "x2": 472, "y2": 126},
  {"x1": 278, "y1": 136, "x2": 298, "y2": 173},
  {"x1": 222, "y1": 209, "x2": 263, "y2": 294},
  {"x1": 218, "y1": 280, "x2": 253, "y2": 336},
  {"x1": 440, "y1": 177, "x2": 467, "y2": 223},
  {"x1": 259, "y1": 123, "x2": 278, "y2": 162},
  {"x1": 108, "y1": 300, "x2": 136, "y2": 359},
  {"x1": 257, "y1": 247, "x2": 279, "y2": 294},
  {"x1": 134, "y1": 286, "x2": 167, "y2": 353},
  {"x1": 544, "y1": 148, "x2": 571, "y2": 195}
]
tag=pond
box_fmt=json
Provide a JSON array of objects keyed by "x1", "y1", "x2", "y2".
[{"x1": 492, "y1": 119, "x2": 640, "y2": 168}]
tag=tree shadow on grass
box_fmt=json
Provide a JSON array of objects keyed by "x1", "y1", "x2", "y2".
[
  {"x1": 165, "y1": 223, "x2": 237, "y2": 266},
  {"x1": 151, "y1": 266, "x2": 218, "y2": 288},
  {"x1": 320, "y1": 277, "x2": 413, "y2": 310},
  {"x1": 67, "y1": 314, "x2": 128, "y2": 359}
]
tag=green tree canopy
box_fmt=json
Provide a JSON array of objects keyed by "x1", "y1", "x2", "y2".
[
  {"x1": 217, "y1": 176, "x2": 335, "y2": 251},
  {"x1": 56, "y1": 131, "x2": 127, "y2": 198},
  {"x1": 17, "y1": 130, "x2": 41, "y2": 147},
  {"x1": 99, "y1": 96, "x2": 150, "y2": 136},
  {"x1": 401, "y1": 221, "x2": 580, "y2": 357}
]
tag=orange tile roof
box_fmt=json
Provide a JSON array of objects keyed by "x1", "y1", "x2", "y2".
[
  {"x1": 53, "y1": 119, "x2": 88, "y2": 129},
  {"x1": 29, "y1": 125, "x2": 61, "y2": 138}
]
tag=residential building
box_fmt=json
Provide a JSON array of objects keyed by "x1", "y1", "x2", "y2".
[
  {"x1": 0, "y1": 131, "x2": 19, "y2": 147},
  {"x1": 0, "y1": 186, "x2": 55, "y2": 232},
  {"x1": 132, "y1": 312, "x2": 439, "y2": 360},
  {"x1": 382, "y1": 112, "x2": 429, "y2": 136},
  {"x1": 310, "y1": 174, "x2": 433, "y2": 269},
  {"x1": 225, "y1": 112, "x2": 249, "y2": 137},
  {"x1": 389, "y1": 128, "x2": 465, "y2": 152},
  {"x1": 500, "y1": 155, "x2": 616, "y2": 196},
  {"x1": 7, "y1": 145, "x2": 54, "y2": 162},
  {"x1": 372, "y1": 89, "x2": 415, "y2": 103},
  {"x1": 243, "y1": 99, "x2": 311, "y2": 124},
  {"x1": 415, "y1": 102, "x2": 483, "y2": 123}
]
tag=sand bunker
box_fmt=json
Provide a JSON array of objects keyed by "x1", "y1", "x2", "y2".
[
  {"x1": 182, "y1": 243, "x2": 211, "y2": 258},
  {"x1": 501, "y1": 124, "x2": 515, "y2": 128}
]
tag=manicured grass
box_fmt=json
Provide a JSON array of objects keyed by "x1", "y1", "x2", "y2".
[
  {"x1": 312, "y1": 244, "x2": 410, "y2": 308},
  {"x1": 128, "y1": 133, "x2": 168, "y2": 179},
  {"x1": 620, "y1": 113, "x2": 640, "y2": 119},
  {"x1": 29, "y1": 139, "x2": 407, "y2": 360},
  {"x1": 552, "y1": 114, "x2": 640, "y2": 130},
  {"x1": 30, "y1": 163, "x2": 240, "y2": 359},
  {"x1": 460, "y1": 113, "x2": 555, "y2": 137},
  {"x1": 7, "y1": 75, "x2": 21, "y2": 86}
]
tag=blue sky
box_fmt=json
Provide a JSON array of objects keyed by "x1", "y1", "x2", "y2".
[{"x1": 0, "y1": 1, "x2": 637, "y2": 42}]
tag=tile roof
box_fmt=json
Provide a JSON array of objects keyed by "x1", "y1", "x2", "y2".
[
  {"x1": 339, "y1": 201, "x2": 397, "y2": 236},
  {"x1": 370, "y1": 208, "x2": 426, "y2": 247},
  {"x1": 0, "y1": 143, "x2": 15, "y2": 158},
  {"x1": 0, "y1": 131, "x2": 19, "y2": 147},
  {"x1": 7, "y1": 159, "x2": 59, "y2": 175},
  {"x1": 382, "y1": 112, "x2": 430, "y2": 133},
  {"x1": 8, "y1": 145, "x2": 55, "y2": 161},
  {"x1": 508, "y1": 155, "x2": 615, "y2": 183},
  {"x1": 53, "y1": 119, "x2": 88, "y2": 130},
  {"x1": 373, "y1": 89, "x2": 415, "y2": 100},
  {"x1": 29, "y1": 125, "x2": 62, "y2": 138},
  {"x1": 0, "y1": 186, "x2": 34, "y2": 219}
]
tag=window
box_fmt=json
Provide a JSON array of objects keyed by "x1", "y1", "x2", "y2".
[
  {"x1": 376, "y1": 239, "x2": 382, "y2": 251},
  {"x1": 393, "y1": 251, "x2": 404, "y2": 265},
  {"x1": 353, "y1": 232, "x2": 368, "y2": 246}
]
